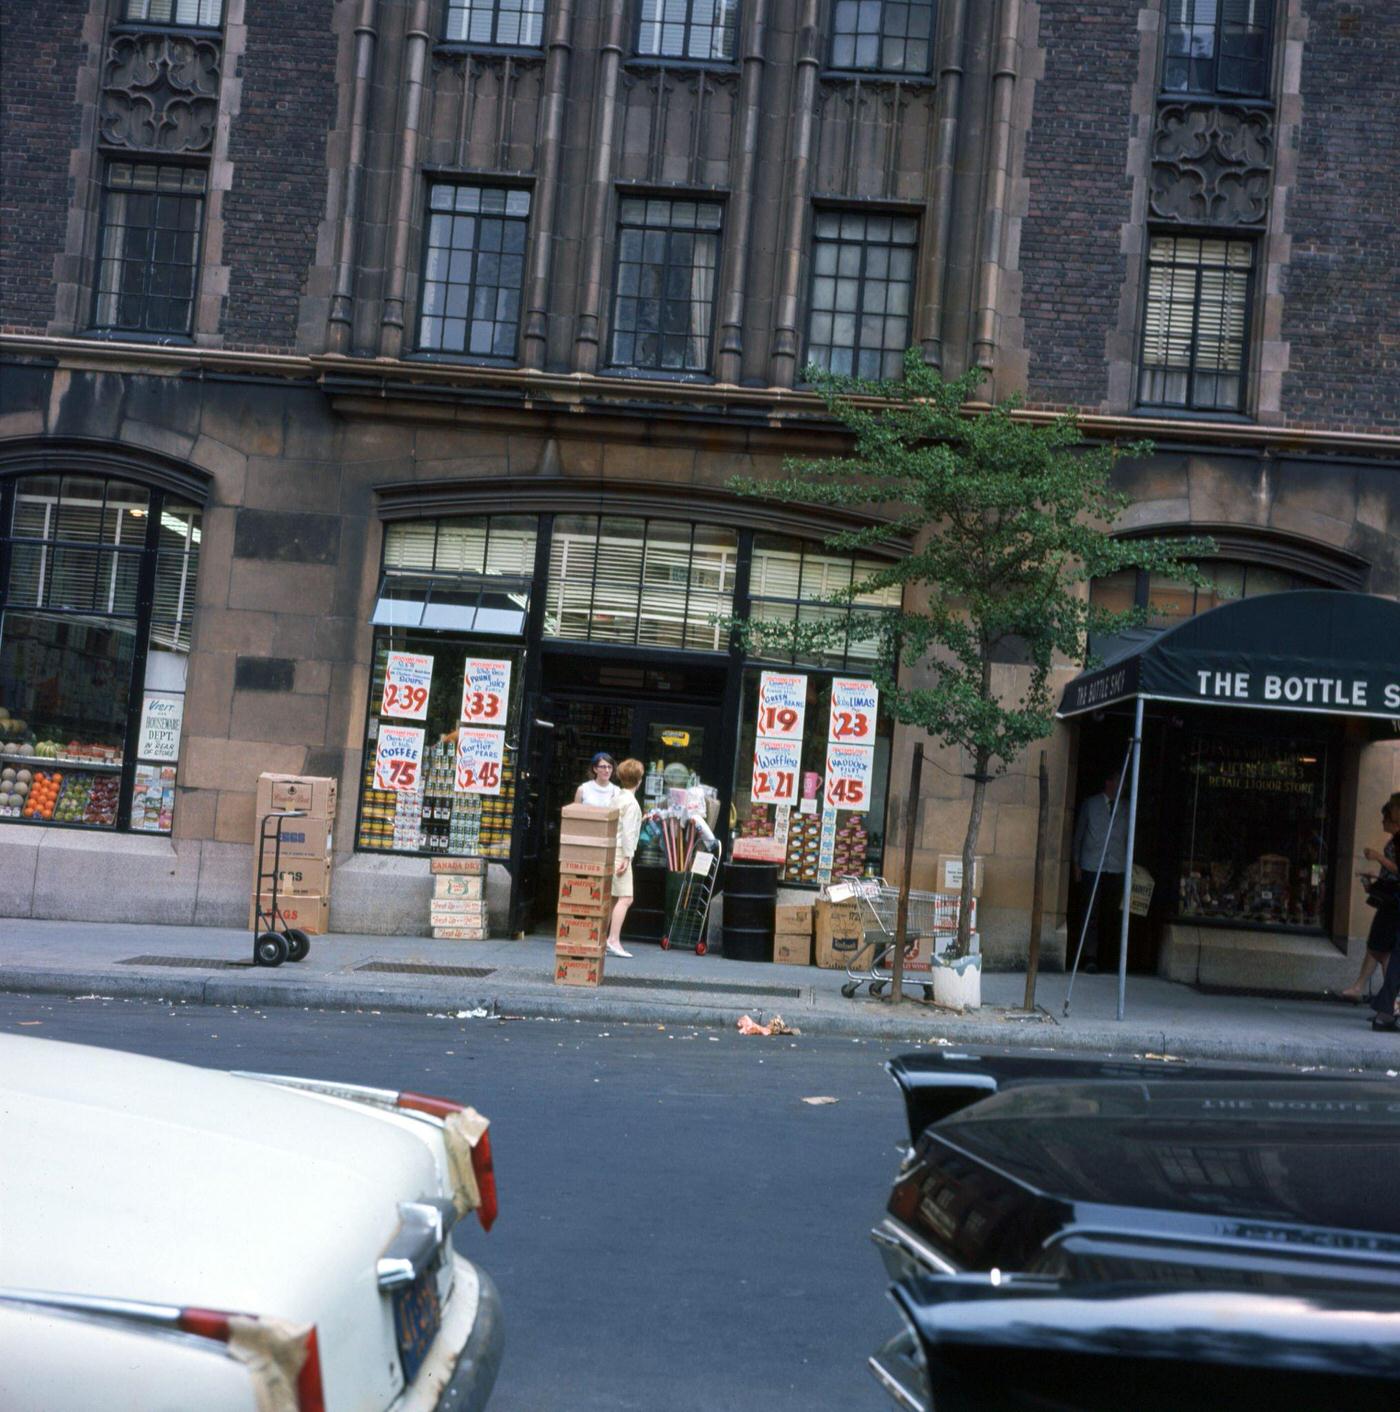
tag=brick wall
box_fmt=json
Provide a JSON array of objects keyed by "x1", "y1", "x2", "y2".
[
  {"x1": 1282, "y1": 1, "x2": 1400, "y2": 432},
  {"x1": 219, "y1": 0, "x2": 337, "y2": 350},
  {"x1": 0, "y1": 0, "x2": 89, "y2": 333},
  {"x1": 1019, "y1": 0, "x2": 1140, "y2": 409}
]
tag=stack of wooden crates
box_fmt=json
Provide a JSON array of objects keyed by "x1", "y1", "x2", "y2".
[
  {"x1": 430, "y1": 856, "x2": 487, "y2": 939},
  {"x1": 252, "y1": 773, "x2": 336, "y2": 934},
  {"x1": 553, "y1": 802, "x2": 618, "y2": 986}
]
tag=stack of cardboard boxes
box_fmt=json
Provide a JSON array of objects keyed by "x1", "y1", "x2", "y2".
[
  {"x1": 773, "y1": 903, "x2": 814, "y2": 965},
  {"x1": 430, "y1": 857, "x2": 487, "y2": 938},
  {"x1": 251, "y1": 773, "x2": 336, "y2": 934},
  {"x1": 554, "y1": 802, "x2": 618, "y2": 987}
]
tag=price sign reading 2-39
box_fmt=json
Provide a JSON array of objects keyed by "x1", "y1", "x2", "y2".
[
  {"x1": 828, "y1": 677, "x2": 879, "y2": 743},
  {"x1": 455, "y1": 727, "x2": 505, "y2": 796},
  {"x1": 757, "y1": 671, "x2": 807, "y2": 741},
  {"x1": 381, "y1": 651, "x2": 434, "y2": 721},
  {"x1": 461, "y1": 657, "x2": 512, "y2": 726}
]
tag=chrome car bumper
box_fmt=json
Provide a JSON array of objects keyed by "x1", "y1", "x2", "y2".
[
  {"x1": 434, "y1": 1265, "x2": 503, "y2": 1412},
  {"x1": 870, "y1": 1217, "x2": 960, "y2": 1285}
]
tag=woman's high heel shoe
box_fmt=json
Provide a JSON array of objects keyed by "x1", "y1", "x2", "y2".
[{"x1": 1371, "y1": 1012, "x2": 1398, "y2": 1032}]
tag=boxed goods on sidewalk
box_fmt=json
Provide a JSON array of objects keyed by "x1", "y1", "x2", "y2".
[
  {"x1": 773, "y1": 902, "x2": 813, "y2": 966},
  {"x1": 272, "y1": 855, "x2": 332, "y2": 898},
  {"x1": 554, "y1": 948, "x2": 606, "y2": 987},
  {"x1": 428, "y1": 856, "x2": 487, "y2": 939},
  {"x1": 554, "y1": 803, "x2": 619, "y2": 986},
  {"x1": 255, "y1": 773, "x2": 337, "y2": 820},
  {"x1": 252, "y1": 773, "x2": 335, "y2": 933},
  {"x1": 248, "y1": 893, "x2": 329, "y2": 935},
  {"x1": 814, "y1": 896, "x2": 864, "y2": 969}
]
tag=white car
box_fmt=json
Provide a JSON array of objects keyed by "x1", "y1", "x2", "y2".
[{"x1": 0, "y1": 1034, "x2": 503, "y2": 1412}]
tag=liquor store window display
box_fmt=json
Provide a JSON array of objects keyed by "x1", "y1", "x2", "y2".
[{"x1": 0, "y1": 473, "x2": 200, "y2": 834}]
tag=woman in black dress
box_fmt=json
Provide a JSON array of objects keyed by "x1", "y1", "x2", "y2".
[{"x1": 1363, "y1": 795, "x2": 1400, "y2": 1031}]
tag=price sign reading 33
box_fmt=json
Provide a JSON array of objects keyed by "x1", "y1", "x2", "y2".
[
  {"x1": 381, "y1": 651, "x2": 434, "y2": 721},
  {"x1": 461, "y1": 657, "x2": 512, "y2": 725}
]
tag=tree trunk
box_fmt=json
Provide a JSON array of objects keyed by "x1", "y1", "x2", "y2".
[{"x1": 958, "y1": 747, "x2": 990, "y2": 954}]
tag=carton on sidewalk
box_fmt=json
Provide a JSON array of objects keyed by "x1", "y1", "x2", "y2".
[
  {"x1": 554, "y1": 945, "x2": 605, "y2": 987},
  {"x1": 272, "y1": 856, "x2": 332, "y2": 897},
  {"x1": 775, "y1": 903, "x2": 813, "y2": 935},
  {"x1": 255, "y1": 773, "x2": 337, "y2": 820},
  {"x1": 558, "y1": 874, "x2": 611, "y2": 915},
  {"x1": 813, "y1": 898, "x2": 864, "y2": 969},
  {"x1": 557, "y1": 843, "x2": 619, "y2": 877},
  {"x1": 556, "y1": 913, "x2": 607, "y2": 949},
  {"x1": 431, "y1": 856, "x2": 486, "y2": 876},
  {"x1": 250, "y1": 893, "x2": 329, "y2": 935},
  {"x1": 774, "y1": 932, "x2": 812, "y2": 966},
  {"x1": 434, "y1": 873, "x2": 484, "y2": 900},
  {"x1": 434, "y1": 925, "x2": 488, "y2": 941},
  {"x1": 559, "y1": 802, "x2": 620, "y2": 846},
  {"x1": 255, "y1": 816, "x2": 333, "y2": 863}
]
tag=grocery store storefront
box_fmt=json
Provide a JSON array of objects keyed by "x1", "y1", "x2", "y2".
[{"x1": 359, "y1": 485, "x2": 902, "y2": 938}]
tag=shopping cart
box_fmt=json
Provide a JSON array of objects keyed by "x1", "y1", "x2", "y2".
[
  {"x1": 834, "y1": 876, "x2": 960, "y2": 1000},
  {"x1": 661, "y1": 847, "x2": 718, "y2": 955}
]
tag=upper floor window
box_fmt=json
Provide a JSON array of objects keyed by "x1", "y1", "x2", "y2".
[
  {"x1": 123, "y1": 0, "x2": 223, "y2": 24},
  {"x1": 1163, "y1": 0, "x2": 1273, "y2": 99},
  {"x1": 830, "y1": 0, "x2": 936, "y2": 75},
  {"x1": 806, "y1": 211, "x2": 917, "y2": 381},
  {"x1": 444, "y1": 0, "x2": 545, "y2": 47},
  {"x1": 609, "y1": 198, "x2": 722, "y2": 375},
  {"x1": 636, "y1": 0, "x2": 739, "y2": 62},
  {"x1": 418, "y1": 184, "x2": 531, "y2": 361},
  {"x1": 93, "y1": 162, "x2": 206, "y2": 337},
  {"x1": 1138, "y1": 234, "x2": 1253, "y2": 414}
]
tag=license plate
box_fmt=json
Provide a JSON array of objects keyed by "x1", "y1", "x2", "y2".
[{"x1": 391, "y1": 1271, "x2": 442, "y2": 1386}]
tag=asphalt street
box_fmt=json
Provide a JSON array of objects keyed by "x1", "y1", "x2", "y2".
[{"x1": 1, "y1": 993, "x2": 908, "y2": 1412}]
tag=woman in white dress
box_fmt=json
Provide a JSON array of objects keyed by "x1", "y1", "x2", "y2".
[{"x1": 604, "y1": 758, "x2": 645, "y2": 958}]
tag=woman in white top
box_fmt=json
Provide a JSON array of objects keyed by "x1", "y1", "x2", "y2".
[
  {"x1": 604, "y1": 758, "x2": 645, "y2": 958},
  {"x1": 575, "y1": 752, "x2": 621, "y2": 808}
]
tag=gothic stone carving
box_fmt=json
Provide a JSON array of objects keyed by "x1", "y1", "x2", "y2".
[
  {"x1": 1150, "y1": 102, "x2": 1274, "y2": 228},
  {"x1": 100, "y1": 31, "x2": 221, "y2": 154}
]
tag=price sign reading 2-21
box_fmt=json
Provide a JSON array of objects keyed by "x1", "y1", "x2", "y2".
[
  {"x1": 381, "y1": 651, "x2": 434, "y2": 721},
  {"x1": 825, "y1": 742, "x2": 875, "y2": 812},
  {"x1": 829, "y1": 677, "x2": 879, "y2": 744},
  {"x1": 757, "y1": 671, "x2": 807, "y2": 741},
  {"x1": 461, "y1": 657, "x2": 512, "y2": 726},
  {"x1": 374, "y1": 725, "x2": 425, "y2": 792},
  {"x1": 751, "y1": 738, "x2": 801, "y2": 805},
  {"x1": 455, "y1": 727, "x2": 505, "y2": 796}
]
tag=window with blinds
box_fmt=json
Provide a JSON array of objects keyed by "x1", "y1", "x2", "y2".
[
  {"x1": 1138, "y1": 235, "x2": 1253, "y2": 413},
  {"x1": 123, "y1": 0, "x2": 223, "y2": 24},
  {"x1": 635, "y1": 0, "x2": 739, "y2": 61},
  {"x1": 444, "y1": 0, "x2": 545, "y2": 46},
  {"x1": 1163, "y1": 0, "x2": 1273, "y2": 98}
]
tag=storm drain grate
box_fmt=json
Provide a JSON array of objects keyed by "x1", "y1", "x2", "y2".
[
  {"x1": 120, "y1": 955, "x2": 248, "y2": 969},
  {"x1": 601, "y1": 975, "x2": 802, "y2": 998},
  {"x1": 356, "y1": 961, "x2": 496, "y2": 979}
]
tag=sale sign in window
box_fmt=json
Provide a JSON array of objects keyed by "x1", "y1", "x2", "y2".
[
  {"x1": 824, "y1": 741, "x2": 875, "y2": 812},
  {"x1": 751, "y1": 737, "x2": 802, "y2": 805},
  {"x1": 461, "y1": 657, "x2": 512, "y2": 726},
  {"x1": 756, "y1": 671, "x2": 807, "y2": 741},
  {"x1": 455, "y1": 726, "x2": 505, "y2": 796},
  {"x1": 828, "y1": 677, "x2": 878, "y2": 745},
  {"x1": 374, "y1": 724, "x2": 425, "y2": 792},
  {"x1": 381, "y1": 651, "x2": 434, "y2": 721}
]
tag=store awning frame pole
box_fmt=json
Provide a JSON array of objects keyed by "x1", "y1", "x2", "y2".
[{"x1": 1116, "y1": 695, "x2": 1145, "y2": 1022}]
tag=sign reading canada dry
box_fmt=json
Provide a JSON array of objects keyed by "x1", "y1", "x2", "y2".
[
  {"x1": 828, "y1": 677, "x2": 878, "y2": 743},
  {"x1": 461, "y1": 657, "x2": 512, "y2": 725},
  {"x1": 756, "y1": 671, "x2": 807, "y2": 740},
  {"x1": 454, "y1": 726, "x2": 505, "y2": 796},
  {"x1": 751, "y1": 737, "x2": 801, "y2": 805},
  {"x1": 824, "y1": 741, "x2": 875, "y2": 811},
  {"x1": 374, "y1": 724, "x2": 425, "y2": 792},
  {"x1": 381, "y1": 651, "x2": 434, "y2": 721}
]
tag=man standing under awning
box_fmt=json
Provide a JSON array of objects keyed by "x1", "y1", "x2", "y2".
[{"x1": 1072, "y1": 772, "x2": 1130, "y2": 973}]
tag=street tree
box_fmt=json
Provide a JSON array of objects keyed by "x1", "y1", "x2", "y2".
[{"x1": 729, "y1": 350, "x2": 1213, "y2": 956}]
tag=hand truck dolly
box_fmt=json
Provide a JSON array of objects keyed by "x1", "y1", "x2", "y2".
[{"x1": 252, "y1": 810, "x2": 314, "y2": 968}]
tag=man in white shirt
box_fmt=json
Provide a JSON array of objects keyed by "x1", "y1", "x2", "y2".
[{"x1": 1071, "y1": 772, "x2": 1129, "y2": 973}]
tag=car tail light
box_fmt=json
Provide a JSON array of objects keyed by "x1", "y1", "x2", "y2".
[
  {"x1": 177, "y1": 1307, "x2": 326, "y2": 1412},
  {"x1": 398, "y1": 1090, "x2": 498, "y2": 1232}
]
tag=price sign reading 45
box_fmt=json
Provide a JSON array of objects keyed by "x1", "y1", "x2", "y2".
[
  {"x1": 751, "y1": 738, "x2": 801, "y2": 805},
  {"x1": 824, "y1": 742, "x2": 874, "y2": 812},
  {"x1": 381, "y1": 651, "x2": 434, "y2": 721},
  {"x1": 829, "y1": 677, "x2": 879, "y2": 744},
  {"x1": 455, "y1": 727, "x2": 505, "y2": 796},
  {"x1": 461, "y1": 657, "x2": 512, "y2": 726},
  {"x1": 757, "y1": 671, "x2": 807, "y2": 741},
  {"x1": 374, "y1": 724, "x2": 425, "y2": 792}
]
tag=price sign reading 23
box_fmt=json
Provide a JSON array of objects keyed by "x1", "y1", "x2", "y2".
[{"x1": 829, "y1": 678, "x2": 879, "y2": 743}]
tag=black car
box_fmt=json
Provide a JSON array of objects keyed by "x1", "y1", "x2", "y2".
[{"x1": 869, "y1": 1051, "x2": 1400, "y2": 1411}]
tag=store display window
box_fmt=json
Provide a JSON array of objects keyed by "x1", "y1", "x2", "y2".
[
  {"x1": 0, "y1": 474, "x2": 200, "y2": 833},
  {"x1": 1176, "y1": 730, "x2": 1335, "y2": 931}
]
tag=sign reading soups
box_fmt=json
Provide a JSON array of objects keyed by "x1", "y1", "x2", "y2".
[
  {"x1": 461, "y1": 657, "x2": 512, "y2": 725},
  {"x1": 381, "y1": 651, "x2": 434, "y2": 721},
  {"x1": 455, "y1": 727, "x2": 505, "y2": 796},
  {"x1": 824, "y1": 742, "x2": 875, "y2": 811},
  {"x1": 374, "y1": 724, "x2": 425, "y2": 792},
  {"x1": 828, "y1": 678, "x2": 878, "y2": 744},
  {"x1": 756, "y1": 671, "x2": 807, "y2": 741},
  {"x1": 751, "y1": 737, "x2": 801, "y2": 805},
  {"x1": 137, "y1": 694, "x2": 184, "y2": 763}
]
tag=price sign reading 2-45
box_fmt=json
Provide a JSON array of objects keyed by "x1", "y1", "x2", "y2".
[
  {"x1": 455, "y1": 727, "x2": 505, "y2": 796},
  {"x1": 381, "y1": 651, "x2": 434, "y2": 722},
  {"x1": 824, "y1": 742, "x2": 875, "y2": 813},
  {"x1": 374, "y1": 725, "x2": 425, "y2": 793},
  {"x1": 461, "y1": 657, "x2": 512, "y2": 726},
  {"x1": 757, "y1": 671, "x2": 807, "y2": 741},
  {"x1": 751, "y1": 738, "x2": 801, "y2": 805},
  {"x1": 828, "y1": 677, "x2": 879, "y2": 743}
]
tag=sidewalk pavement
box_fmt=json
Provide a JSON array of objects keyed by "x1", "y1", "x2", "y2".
[{"x1": 0, "y1": 917, "x2": 1391, "y2": 1073}]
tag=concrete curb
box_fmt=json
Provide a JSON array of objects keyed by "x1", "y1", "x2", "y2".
[{"x1": 2, "y1": 965, "x2": 1394, "y2": 1072}]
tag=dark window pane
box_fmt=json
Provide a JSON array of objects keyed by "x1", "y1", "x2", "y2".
[{"x1": 444, "y1": 0, "x2": 545, "y2": 46}]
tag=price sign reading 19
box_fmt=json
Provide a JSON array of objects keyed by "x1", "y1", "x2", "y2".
[
  {"x1": 381, "y1": 651, "x2": 434, "y2": 722},
  {"x1": 757, "y1": 671, "x2": 807, "y2": 742},
  {"x1": 828, "y1": 678, "x2": 879, "y2": 743},
  {"x1": 462, "y1": 657, "x2": 513, "y2": 726}
]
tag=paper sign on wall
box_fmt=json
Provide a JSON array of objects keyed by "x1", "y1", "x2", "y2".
[
  {"x1": 756, "y1": 671, "x2": 807, "y2": 741},
  {"x1": 751, "y1": 737, "x2": 801, "y2": 805},
  {"x1": 374, "y1": 724, "x2": 425, "y2": 792},
  {"x1": 824, "y1": 742, "x2": 875, "y2": 812},
  {"x1": 461, "y1": 657, "x2": 512, "y2": 725},
  {"x1": 381, "y1": 651, "x2": 434, "y2": 721},
  {"x1": 828, "y1": 678, "x2": 879, "y2": 744},
  {"x1": 137, "y1": 693, "x2": 184, "y2": 763},
  {"x1": 455, "y1": 727, "x2": 505, "y2": 795}
]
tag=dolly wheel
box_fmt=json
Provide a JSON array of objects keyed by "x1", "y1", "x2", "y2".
[
  {"x1": 695, "y1": 940, "x2": 707, "y2": 957},
  {"x1": 660, "y1": 935, "x2": 671, "y2": 950},
  {"x1": 870, "y1": 981, "x2": 886, "y2": 997},
  {"x1": 284, "y1": 928, "x2": 311, "y2": 962},
  {"x1": 841, "y1": 981, "x2": 858, "y2": 999},
  {"x1": 255, "y1": 931, "x2": 287, "y2": 967}
]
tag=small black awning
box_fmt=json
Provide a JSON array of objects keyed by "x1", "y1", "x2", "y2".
[{"x1": 1058, "y1": 590, "x2": 1400, "y2": 722}]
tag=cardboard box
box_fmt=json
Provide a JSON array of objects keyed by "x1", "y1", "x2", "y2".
[
  {"x1": 774, "y1": 931, "x2": 812, "y2": 966},
  {"x1": 430, "y1": 902, "x2": 487, "y2": 929},
  {"x1": 250, "y1": 893, "x2": 329, "y2": 935},
  {"x1": 936, "y1": 854, "x2": 984, "y2": 897},
  {"x1": 431, "y1": 856, "x2": 486, "y2": 876},
  {"x1": 775, "y1": 903, "x2": 813, "y2": 936},
  {"x1": 558, "y1": 842, "x2": 618, "y2": 876},
  {"x1": 554, "y1": 946, "x2": 605, "y2": 987},
  {"x1": 433, "y1": 925, "x2": 488, "y2": 941},
  {"x1": 256, "y1": 773, "x2": 337, "y2": 820},
  {"x1": 556, "y1": 913, "x2": 607, "y2": 948},
  {"x1": 560, "y1": 802, "x2": 619, "y2": 837},
  {"x1": 434, "y1": 874, "x2": 483, "y2": 900},
  {"x1": 558, "y1": 873, "x2": 611, "y2": 914},
  {"x1": 256, "y1": 818, "x2": 333, "y2": 863},
  {"x1": 272, "y1": 856, "x2": 332, "y2": 897},
  {"x1": 814, "y1": 898, "x2": 865, "y2": 969}
]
